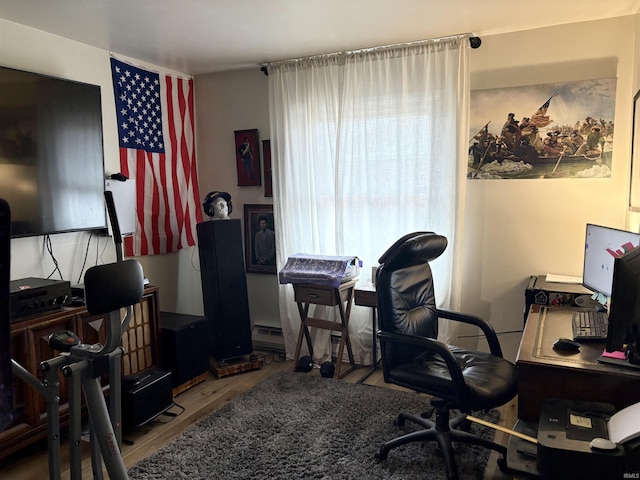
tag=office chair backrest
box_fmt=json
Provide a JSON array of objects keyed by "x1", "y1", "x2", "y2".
[{"x1": 376, "y1": 232, "x2": 448, "y2": 366}]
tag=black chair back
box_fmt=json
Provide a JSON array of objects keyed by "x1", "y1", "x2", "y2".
[
  {"x1": 376, "y1": 232, "x2": 447, "y2": 367},
  {"x1": 84, "y1": 260, "x2": 144, "y2": 316}
]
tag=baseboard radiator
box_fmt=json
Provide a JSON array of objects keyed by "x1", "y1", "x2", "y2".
[{"x1": 252, "y1": 325, "x2": 286, "y2": 353}]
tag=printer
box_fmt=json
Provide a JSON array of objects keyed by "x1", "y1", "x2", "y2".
[{"x1": 536, "y1": 398, "x2": 636, "y2": 479}]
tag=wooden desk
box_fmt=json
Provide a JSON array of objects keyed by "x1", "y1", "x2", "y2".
[
  {"x1": 516, "y1": 304, "x2": 640, "y2": 421},
  {"x1": 292, "y1": 281, "x2": 356, "y2": 379},
  {"x1": 354, "y1": 282, "x2": 379, "y2": 383}
]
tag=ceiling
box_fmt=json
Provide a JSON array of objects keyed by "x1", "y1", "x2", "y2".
[{"x1": 1, "y1": 0, "x2": 639, "y2": 75}]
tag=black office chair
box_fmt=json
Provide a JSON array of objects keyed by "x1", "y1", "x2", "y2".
[{"x1": 374, "y1": 232, "x2": 518, "y2": 480}]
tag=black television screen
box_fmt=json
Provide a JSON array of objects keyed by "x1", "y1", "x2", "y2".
[
  {"x1": 0, "y1": 198, "x2": 13, "y2": 432},
  {"x1": 0, "y1": 66, "x2": 106, "y2": 237}
]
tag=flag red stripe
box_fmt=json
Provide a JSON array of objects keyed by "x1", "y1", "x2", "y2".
[
  {"x1": 187, "y1": 78, "x2": 203, "y2": 230},
  {"x1": 165, "y1": 75, "x2": 182, "y2": 252},
  {"x1": 150, "y1": 152, "x2": 162, "y2": 255},
  {"x1": 175, "y1": 77, "x2": 188, "y2": 250},
  {"x1": 139, "y1": 150, "x2": 151, "y2": 256}
]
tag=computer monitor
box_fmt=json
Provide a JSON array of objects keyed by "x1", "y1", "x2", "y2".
[
  {"x1": 605, "y1": 245, "x2": 640, "y2": 356},
  {"x1": 0, "y1": 198, "x2": 13, "y2": 432},
  {"x1": 582, "y1": 224, "x2": 640, "y2": 298}
]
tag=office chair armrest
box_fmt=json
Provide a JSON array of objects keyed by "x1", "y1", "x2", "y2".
[
  {"x1": 436, "y1": 308, "x2": 504, "y2": 358},
  {"x1": 377, "y1": 329, "x2": 467, "y2": 393}
]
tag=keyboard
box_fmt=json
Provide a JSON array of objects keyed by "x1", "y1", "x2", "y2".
[{"x1": 572, "y1": 310, "x2": 609, "y2": 340}]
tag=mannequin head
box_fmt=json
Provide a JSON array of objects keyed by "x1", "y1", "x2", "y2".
[
  {"x1": 212, "y1": 196, "x2": 229, "y2": 219},
  {"x1": 203, "y1": 191, "x2": 233, "y2": 220}
]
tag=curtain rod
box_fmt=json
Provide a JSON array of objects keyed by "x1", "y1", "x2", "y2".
[
  {"x1": 110, "y1": 52, "x2": 194, "y2": 80},
  {"x1": 259, "y1": 33, "x2": 481, "y2": 75}
]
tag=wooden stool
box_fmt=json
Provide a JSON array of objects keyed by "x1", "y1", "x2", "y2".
[{"x1": 292, "y1": 280, "x2": 356, "y2": 379}]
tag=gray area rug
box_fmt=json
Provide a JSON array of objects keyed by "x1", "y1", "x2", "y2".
[{"x1": 129, "y1": 371, "x2": 500, "y2": 479}]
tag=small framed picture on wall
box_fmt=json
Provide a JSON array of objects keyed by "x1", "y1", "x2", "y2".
[
  {"x1": 234, "y1": 129, "x2": 261, "y2": 186},
  {"x1": 263, "y1": 139, "x2": 272, "y2": 197},
  {"x1": 244, "y1": 204, "x2": 276, "y2": 274}
]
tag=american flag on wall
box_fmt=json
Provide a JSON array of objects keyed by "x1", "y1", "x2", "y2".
[{"x1": 110, "y1": 57, "x2": 203, "y2": 257}]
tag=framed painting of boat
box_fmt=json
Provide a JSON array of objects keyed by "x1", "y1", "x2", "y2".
[{"x1": 468, "y1": 78, "x2": 616, "y2": 179}]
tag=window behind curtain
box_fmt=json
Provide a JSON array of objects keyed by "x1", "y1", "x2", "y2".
[{"x1": 269, "y1": 38, "x2": 469, "y2": 362}]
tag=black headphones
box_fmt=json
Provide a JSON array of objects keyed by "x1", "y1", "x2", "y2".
[{"x1": 202, "y1": 191, "x2": 233, "y2": 218}]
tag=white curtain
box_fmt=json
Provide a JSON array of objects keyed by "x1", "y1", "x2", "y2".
[{"x1": 268, "y1": 36, "x2": 470, "y2": 364}]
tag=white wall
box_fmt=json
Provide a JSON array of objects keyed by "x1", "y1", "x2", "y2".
[
  {"x1": 2, "y1": 15, "x2": 638, "y2": 361},
  {"x1": 0, "y1": 18, "x2": 200, "y2": 315},
  {"x1": 1, "y1": 19, "x2": 121, "y2": 281},
  {"x1": 192, "y1": 16, "x2": 638, "y2": 361},
  {"x1": 194, "y1": 70, "x2": 280, "y2": 328},
  {"x1": 462, "y1": 16, "x2": 636, "y2": 360}
]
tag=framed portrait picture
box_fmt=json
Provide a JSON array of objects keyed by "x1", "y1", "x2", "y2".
[
  {"x1": 244, "y1": 204, "x2": 276, "y2": 274},
  {"x1": 234, "y1": 129, "x2": 261, "y2": 186},
  {"x1": 263, "y1": 139, "x2": 272, "y2": 197}
]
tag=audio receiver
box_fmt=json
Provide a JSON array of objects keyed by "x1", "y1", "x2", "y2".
[{"x1": 10, "y1": 277, "x2": 71, "y2": 321}]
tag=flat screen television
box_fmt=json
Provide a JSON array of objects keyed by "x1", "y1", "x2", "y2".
[
  {"x1": 0, "y1": 198, "x2": 13, "y2": 432},
  {"x1": 582, "y1": 224, "x2": 640, "y2": 298},
  {"x1": 0, "y1": 65, "x2": 107, "y2": 238}
]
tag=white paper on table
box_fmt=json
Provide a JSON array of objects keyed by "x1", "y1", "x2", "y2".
[{"x1": 545, "y1": 273, "x2": 583, "y2": 284}]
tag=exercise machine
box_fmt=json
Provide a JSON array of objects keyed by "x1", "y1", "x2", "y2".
[{"x1": 10, "y1": 191, "x2": 143, "y2": 479}]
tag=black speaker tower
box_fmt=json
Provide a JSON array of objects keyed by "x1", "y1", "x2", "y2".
[{"x1": 196, "y1": 220, "x2": 253, "y2": 361}]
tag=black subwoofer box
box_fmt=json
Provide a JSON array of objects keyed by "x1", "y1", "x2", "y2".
[
  {"x1": 160, "y1": 311, "x2": 209, "y2": 387},
  {"x1": 122, "y1": 368, "x2": 172, "y2": 430}
]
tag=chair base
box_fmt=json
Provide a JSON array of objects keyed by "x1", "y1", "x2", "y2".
[{"x1": 376, "y1": 406, "x2": 507, "y2": 480}]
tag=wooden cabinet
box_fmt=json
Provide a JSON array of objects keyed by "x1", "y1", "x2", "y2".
[
  {"x1": 28, "y1": 313, "x2": 78, "y2": 424},
  {"x1": 0, "y1": 286, "x2": 159, "y2": 459}
]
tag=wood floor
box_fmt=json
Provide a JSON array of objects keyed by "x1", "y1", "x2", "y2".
[{"x1": 0, "y1": 351, "x2": 518, "y2": 480}]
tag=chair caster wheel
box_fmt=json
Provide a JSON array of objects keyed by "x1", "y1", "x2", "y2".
[
  {"x1": 420, "y1": 408, "x2": 434, "y2": 419},
  {"x1": 459, "y1": 418, "x2": 472, "y2": 431},
  {"x1": 375, "y1": 449, "x2": 388, "y2": 460},
  {"x1": 497, "y1": 457, "x2": 508, "y2": 473}
]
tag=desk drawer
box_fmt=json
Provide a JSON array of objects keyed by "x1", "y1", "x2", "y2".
[{"x1": 294, "y1": 286, "x2": 335, "y2": 306}]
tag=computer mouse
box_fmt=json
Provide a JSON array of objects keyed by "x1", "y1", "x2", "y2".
[
  {"x1": 553, "y1": 338, "x2": 581, "y2": 352},
  {"x1": 589, "y1": 437, "x2": 617, "y2": 451}
]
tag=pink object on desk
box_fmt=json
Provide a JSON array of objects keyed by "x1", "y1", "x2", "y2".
[{"x1": 601, "y1": 349, "x2": 627, "y2": 360}]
